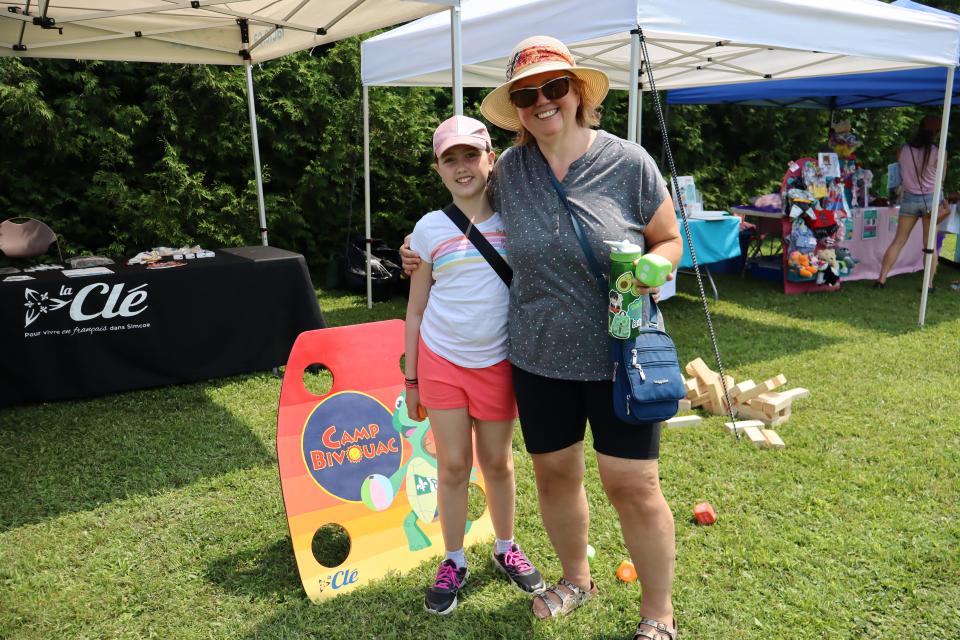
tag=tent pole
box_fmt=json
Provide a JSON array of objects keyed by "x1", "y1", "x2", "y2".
[
  {"x1": 637, "y1": 88, "x2": 643, "y2": 144},
  {"x1": 628, "y1": 29, "x2": 640, "y2": 143},
  {"x1": 918, "y1": 65, "x2": 954, "y2": 327},
  {"x1": 363, "y1": 85, "x2": 373, "y2": 309},
  {"x1": 451, "y1": 2, "x2": 463, "y2": 115},
  {"x1": 245, "y1": 60, "x2": 269, "y2": 246}
]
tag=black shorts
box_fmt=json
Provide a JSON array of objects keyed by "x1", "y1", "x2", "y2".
[{"x1": 512, "y1": 365, "x2": 662, "y2": 460}]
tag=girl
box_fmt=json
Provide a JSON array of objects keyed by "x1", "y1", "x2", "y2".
[
  {"x1": 404, "y1": 115, "x2": 544, "y2": 615},
  {"x1": 876, "y1": 115, "x2": 948, "y2": 290}
]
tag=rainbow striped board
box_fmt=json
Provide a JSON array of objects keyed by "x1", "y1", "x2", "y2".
[{"x1": 277, "y1": 319, "x2": 494, "y2": 601}]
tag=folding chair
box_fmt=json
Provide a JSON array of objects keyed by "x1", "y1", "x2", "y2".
[{"x1": 0, "y1": 217, "x2": 63, "y2": 262}]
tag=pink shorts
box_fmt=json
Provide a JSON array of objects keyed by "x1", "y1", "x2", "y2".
[{"x1": 417, "y1": 338, "x2": 518, "y2": 421}]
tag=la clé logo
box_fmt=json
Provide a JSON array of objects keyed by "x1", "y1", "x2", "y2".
[
  {"x1": 318, "y1": 567, "x2": 359, "y2": 592},
  {"x1": 24, "y1": 282, "x2": 148, "y2": 328}
]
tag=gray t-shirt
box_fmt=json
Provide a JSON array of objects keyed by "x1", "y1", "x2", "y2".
[{"x1": 491, "y1": 129, "x2": 670, "y2": 380}]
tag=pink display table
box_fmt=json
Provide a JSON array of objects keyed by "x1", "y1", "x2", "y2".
[
  {"x1": 840, "y1": 207, "x2": 925, "y2": 282},
  {"x1": 780, "y1": 207, "x2": 924, "y2": 294}
]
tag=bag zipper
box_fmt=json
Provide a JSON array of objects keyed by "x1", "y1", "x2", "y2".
[{"x1": 630, "y1": 349, "x2": 645, "y2": 381}]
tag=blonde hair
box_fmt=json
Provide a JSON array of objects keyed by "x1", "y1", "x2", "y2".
[{"x1": 514, "y1": 75, "x2": 601, "y2": 146}]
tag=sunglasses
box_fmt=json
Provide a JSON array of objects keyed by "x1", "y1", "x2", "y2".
[{"x1": 508, "y1": 76, "x2": 571, "y2": 109}]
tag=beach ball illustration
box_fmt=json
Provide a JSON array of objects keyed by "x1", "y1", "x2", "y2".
[{"x1": 361, "y1": 473, "x2": 394, "y2": 511}]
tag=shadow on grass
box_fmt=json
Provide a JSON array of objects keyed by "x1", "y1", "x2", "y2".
[
  {"x1": 206, "y1": 537, "x2": 303, "y2": 602},
  {"x1": 237, "y1": 548, "x2": 538, "y2": 640},
  {"x1": 663, "y1": 293, "x2": 841, "y2": 371},
  {"x1": 0, "y1": 379, "x2": 273, "y2": 532},
  {"x1": 680, "y1": 263, "x2": 960, "y2": 338}
]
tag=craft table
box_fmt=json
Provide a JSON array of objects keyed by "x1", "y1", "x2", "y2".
[
  {"x1": 0, "y1": 246, "x2": 324, "y2": 406},
  {"x1": 675, "y1": 216, "x2": 742, "y2": 301},
  {"x1": 730, "y1": 205, "x2": 784, "y2": 267}
]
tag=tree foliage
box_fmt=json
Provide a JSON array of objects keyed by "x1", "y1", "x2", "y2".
[
  {"x1": 0, "y1": 40, "x2": 448, "y2": 269},
  {"x1": 1, "y1": 5, "x2": 958, "y2": 272}
]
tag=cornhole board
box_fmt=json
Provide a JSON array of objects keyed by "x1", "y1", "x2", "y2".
[{"x1": 277, "y1": 319, "x2": 493, "y2": 601}]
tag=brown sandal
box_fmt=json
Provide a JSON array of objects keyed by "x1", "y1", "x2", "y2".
[
  {"x1": 633, "y1": 617, "x2": 678, "y2": 640},
  {"x1": 531, "y1": 578, "x2": 598, "y2": 619}
]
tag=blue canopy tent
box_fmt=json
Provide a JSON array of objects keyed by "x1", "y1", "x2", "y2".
[
  {"x1": 667, "y1": 1, "x2": 958, "y2": 109},
  {"x1": 665, "y1": 0, "x2": 959, "y2": 325},
  {"x1": 666, "y1": 67, "x2": 957, "y2": 109}
]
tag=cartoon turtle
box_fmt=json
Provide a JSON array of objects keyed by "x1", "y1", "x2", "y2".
[{"x1": 382, "y1": 391, "x2": 477, "y2": 551}]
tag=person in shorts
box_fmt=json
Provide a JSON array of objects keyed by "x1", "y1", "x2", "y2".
[
  {"x1": 404, "y1": 115, "x2": 544, "y2": 615},
  {"x1": 877, "y1": 115, "x2": 949, "y2": 290},
  {"x1": 402, "y1": 37, "x2": 684, "y2": 640}
]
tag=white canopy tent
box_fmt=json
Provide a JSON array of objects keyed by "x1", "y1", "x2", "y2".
[
  {"x1": 1, "y1": 0, "x2": 454, "y2": 248},
  {"x1": 361, "y1": 0, "x2": 960, "y2": 322}
]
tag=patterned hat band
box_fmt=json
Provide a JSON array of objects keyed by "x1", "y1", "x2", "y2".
[{"x1": 506, "y1": 45, "x2": 576, "y2": 81}]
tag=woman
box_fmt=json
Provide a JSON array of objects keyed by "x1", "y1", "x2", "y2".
[
  {"x1": 876, "y1": 115, "x2": 947, "y2": 290},
  {"x1": 402, "y1": 36, "x2": 682, "y2": 640}
]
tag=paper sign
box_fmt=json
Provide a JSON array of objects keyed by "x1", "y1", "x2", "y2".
[{"x1": 862, "y1": 208, "x2": 878, "y2": 239}]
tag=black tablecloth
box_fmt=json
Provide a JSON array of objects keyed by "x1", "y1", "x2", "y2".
[{"x1": 1, "y1": 246, "x2": 324, "y2": 406}]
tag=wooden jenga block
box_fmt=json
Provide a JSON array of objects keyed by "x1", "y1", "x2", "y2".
[
  {"x1": 763, "y1": 374, "x2": 788, "y2": 391},
  {"x1": 754, "y1": 387, "x2": 810, "y2": 416},
  {"x1": 724, "y1": 419, "x2": 765, "y2": 435},
  {"x1": 761, "y1": 429, "x2": 786, "y2": 449},
  {"x1": 766, "y1": 408, "x2": 791, "y2": 427},
  {"x1": 684, "y1": 378, "x2": 701, "y2": 398},
  {"x1": 678, "y1": 399, "x2": 692, "y2": 412},
  {"x1": 735, "y1": 375, "x2": 786, "y2": 405},
  {"x1": 730, "y1": 379, "x2": 755, "y2": 400},
  {"x1": 661, "y1": 415, "x2": 703, "y2": 428},
  {"x1": 705, "y1": 379, "x2": 726, "y2": 414},
  {"x1": 742, "y1": 426, "x2": 768, "y2": 448},
  {"x1": 735, "y1": 402, "x2": 777, "y2": 425},
  {"x1": 685, "y1": 357, "x2": 718, "y2": 383},
  {"x1": 689, "y1": 392, "x2": 710, "y2": 408}
]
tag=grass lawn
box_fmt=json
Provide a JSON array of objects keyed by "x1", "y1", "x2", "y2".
[{"x1": 2, "y1": 264, "x2": 959, "y2": 640}]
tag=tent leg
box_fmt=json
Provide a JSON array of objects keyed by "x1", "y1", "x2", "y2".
[
  {"x1": 451, "y1": 2, "x2": 463, "y2": 116},
  {"x1": 627, "y1": 29, "x2": 640, "y2": 143},
  {"x1": 918, "y1": 65, "x2": 954, "y2": 327},
  {"x1": 245, "y1": 61, "x2": 269, "y2": 247},
  {"x1": 363, "y1": 85, "x2": 373, "y2": 309},
  {"x1": 637, "y1": 89, "x2": 643, "y2": 144}
]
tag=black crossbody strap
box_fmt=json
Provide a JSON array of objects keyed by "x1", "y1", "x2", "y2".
[
  {"x1": 546, "y1": 172, "x2": 608, "y2": 296},
  {"x1": 442, "y1": 203, "x2": 513, "y2": 287},
  {"x1": 547, "y1": 167, "x2": 664, "y2": 325}
]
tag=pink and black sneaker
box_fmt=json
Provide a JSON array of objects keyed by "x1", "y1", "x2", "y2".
[
  {"x1": 492, "y1": 543, "x2": 545, "y2": 594},
  {"x1": 424, "y1": 559, "x2": 469, "y2": 615}
]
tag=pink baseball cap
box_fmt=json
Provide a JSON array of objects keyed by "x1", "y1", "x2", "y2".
[{"x1": 433, "y1": 115, "x2": 491, "y2": 158}]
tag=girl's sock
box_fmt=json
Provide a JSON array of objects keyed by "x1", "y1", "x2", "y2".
[
  {"x1": 445, "y1": 548, "x2": 467, "y2": 569},
  {"x1": 494, "y1": 537, "x2": 514, "y2": 555}
]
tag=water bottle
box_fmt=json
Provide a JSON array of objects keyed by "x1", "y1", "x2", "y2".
[{"x1": 605, "y1": 239, "x2": 645, "y2": 339}]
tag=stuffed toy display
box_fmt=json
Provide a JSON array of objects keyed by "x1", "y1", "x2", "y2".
[
  {"x1": 782, "y1": 153, "x2": 861, "y2": 286},
  {"x1": 815, "y1": 248, "x2": 842, "y2": 286},
  {"x1": 828, "y1": 120, "x2": 861, "y2": 160}
]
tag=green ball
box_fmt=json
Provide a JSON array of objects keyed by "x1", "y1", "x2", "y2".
[{"x1": 586, "y1": 544, "x2": 596, "y2": 563}]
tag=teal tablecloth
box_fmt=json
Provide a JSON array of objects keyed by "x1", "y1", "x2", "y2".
[{"x1": 677, "y1": 216, "x2": 741, "y2": 268}]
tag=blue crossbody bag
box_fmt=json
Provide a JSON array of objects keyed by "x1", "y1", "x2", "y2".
[{"x1": 547, "y1": 173, "x2": 685, "y2": 424}]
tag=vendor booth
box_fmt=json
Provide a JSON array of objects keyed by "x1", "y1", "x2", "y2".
[
  {"x1": 666, "y1": 0, "x2": 959, "y2": 316},
  {"x1": 361, "y1": 0, "x2": 960, "y2": 310},
  {"x1": 0, "y1": 1, "x2": 460, "y2": 402},
  {"x1": 0, "y1": 247, "x2": 324, "y2": 407}
]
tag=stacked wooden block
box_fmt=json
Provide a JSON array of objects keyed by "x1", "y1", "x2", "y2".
[{"x1": 682, "y1": 357, "x2": 810, "y2": 449}]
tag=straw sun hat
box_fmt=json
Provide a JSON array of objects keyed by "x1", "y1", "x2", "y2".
[{"x1": 480, "y1": 35, "x2": 609, "y2": 132}]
